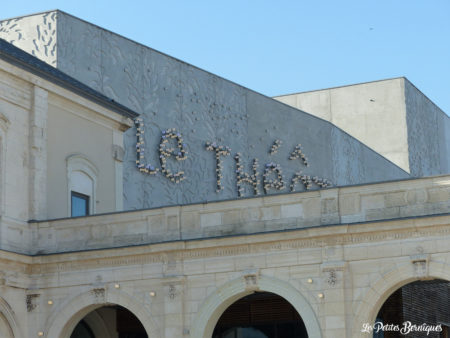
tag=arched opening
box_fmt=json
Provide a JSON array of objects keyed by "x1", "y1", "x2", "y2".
[
  {"x1": 213, "y1": 292, "x2": 308, "y2": 338},
  {"x1": 375, "y1": 279, "x2": 450, "y2": 338},
  {"x1": 45, "y1": 289, "x2": 159, "y2": 338},
  {"x1": 70, "y1": 305, "x2": 148, "y2": 338}
]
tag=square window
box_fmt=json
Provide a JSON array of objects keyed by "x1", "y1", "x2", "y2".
[{"x1": 71, "y1": 191, "x2": 89, "y2": 217}]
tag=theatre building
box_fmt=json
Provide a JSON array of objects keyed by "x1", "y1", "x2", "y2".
[{"x1": 0, "y1": 10, "x2": 449, "y2": 338}]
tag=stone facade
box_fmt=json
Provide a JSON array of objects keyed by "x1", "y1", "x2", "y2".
[
  {"x1": 0, "y1": 43, "x2": 132, "y2": 252},
  {"x1": 0, "y1": 175, "x2": 449, "y2": 337}
]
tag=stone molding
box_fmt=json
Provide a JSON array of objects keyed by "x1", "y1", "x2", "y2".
[
  {"x1": 0, "y1": 112, "x2": 10, "y2": 131},
  {"x1": 66, "y1": 153, "x2": 99, "y2": 216},
  {"x1": 27, "y1": 174, "x2": 450, "y2": 254},
  {"x1": 23, "y1": 214, "x2": 450, "y2": 277},
  {"x1": 0, "y1": 297, "x2": 22, "y2": 338}
]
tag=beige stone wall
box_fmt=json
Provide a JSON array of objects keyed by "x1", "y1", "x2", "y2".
[
  {"x1": 0, "y1": 207, "x2": 449, "y2": 337},
  {"x1": 0, "y1": 57, "x2": 131, "y2": 253},
  {"x1": 0, "y1": 68, "x2": 32, "y2": 221},
  {"x1": 0, "y1": 65, "x2": 34, "y2": 252},
  {"x1": 0, "y1": 176, "x2": 448, "y2": 337},
  {"x1": 47, "y1": 94, "x2": 118, "y2": 219}
]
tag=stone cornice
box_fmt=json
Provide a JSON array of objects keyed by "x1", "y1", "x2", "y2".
[
  {"x1": 21, "y1": 213, "x2": 450, "y2": 276},
  {"x1": 26, "y1": 174, "x2": 450, "y2": 255}
]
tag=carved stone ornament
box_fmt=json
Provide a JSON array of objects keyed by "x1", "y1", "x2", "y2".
[
  {"x1": 321, "y1": 261, "x2": 346, "y2": 287},
  {"x1": 168, "y1": 284, "x2": 176, "y2": 299},
  {"x1": 91, "y1": 288, "x2": 106, "y2": 303},
  {"x1": 242, "y1": 269, "x2": 260, "y2": 291},
  {"x1": 112, "y1": 144, "x2": 125, "y2": 162},
  {"x1": 326, "y1": 269, "x2": 338, "y2": 287},
  {"x1": 26, "y1": 294, "x2": 40, "y2": 312},
  {"x1": 244, "y1": 275, "x2": 258, "y2": 289},
  {"x1": 411, "y1": 254, "x2": 429, "y2": 279},
  {"x1": 162, "y1": 277, "x2": 185, "y2": 300}
]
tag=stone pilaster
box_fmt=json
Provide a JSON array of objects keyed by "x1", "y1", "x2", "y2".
[
  {"x1": 163, "y1": 277, "x2": 186, "y2": 338},
  {"x1": 321, "y1": 247, "x2": 348, "y2": 337},
  {"x1": 113, "y1": 130, "x2": 124, "y2": 211},
  {"x1": 29, "y1": 86, "x2": 48, "y2": 220}
]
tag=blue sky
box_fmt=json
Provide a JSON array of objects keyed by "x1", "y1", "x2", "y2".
[{"x1": 2, "y1": 1, "x2": 450, "y2": 115}]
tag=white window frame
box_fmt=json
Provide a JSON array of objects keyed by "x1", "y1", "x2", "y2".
[{"x1": 66, "y1": 154, "x2": 98, "y2": 217}]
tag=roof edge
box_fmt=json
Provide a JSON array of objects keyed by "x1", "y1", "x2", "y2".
[
  {"x1": 273, "y1": 76, "x2": 406, "y2": 98},
  {"x1": 0, "y1": 38, "x2": 138, "y2": 120},
  {"x1": 0, "y1": 9, "x2": 59, "y2": 22}
]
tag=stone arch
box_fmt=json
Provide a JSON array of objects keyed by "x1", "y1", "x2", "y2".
[
  {"x1": 0, "y1": 296, "x2": 22, "y2": 338},
  {"x1": 352, "y1": 259, "x2": 450, "y2": 337},
  {"x1": 45, "y1": 287, "x2": 161, "y2": 338},
  {"x1": 191, "y1": 274, "x2": 322, "y2": 338},
  {"x1": 0, "y1": 313, "x2": 13, "y2": 338}
]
